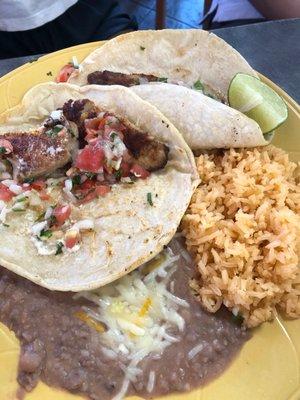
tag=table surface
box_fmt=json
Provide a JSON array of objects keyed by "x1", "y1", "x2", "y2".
[{"x1": 0, "y1": 18, "x2": 299, "y2": 103}]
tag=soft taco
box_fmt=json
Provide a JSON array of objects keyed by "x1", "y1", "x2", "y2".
[
  {"x1": 0, "y1": 82, "x2": 198, "y2": 291},
  {"x1": 131, "y1": 83, "x2": 271, "y2": 149},
  {"x1": 68, "y1": 29, "x2": 258, "y2": 102}
]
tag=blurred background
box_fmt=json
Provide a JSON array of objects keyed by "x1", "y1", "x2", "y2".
[
  {"x1": 0, "y1": 0, "x2": 299, "y2": 59},
  {"x1": 121, "y1": 0, "x2": 203, "y2": 29}
]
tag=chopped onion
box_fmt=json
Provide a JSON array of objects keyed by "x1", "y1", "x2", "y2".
[
  {"x1": 0, "y1": 200, "x2": 5, "y2": 211},
  {"x1": 1, "y1": 179, "x2": 15, "y2": 187},
  {"x1": 188, "y1": 343, "x2": 204, "y2": 360},
  {"x1": 72, "y1": 219, "x2": 94, "y2": 231},
  {"x1": 44, "y1": 206, "x2": 53, "y2": 220},
  {"x1": 64, "y1": 179, "x2": 73, "y2": 191},
  {"x1": 146, "y1": 371, "x2": 155, "y2": 393},
  {"x1": 9, "y1": 183, "x2": 23, "y2": 195},
  {"x1": 0, "y1": 206, "x2": 9, "y2": 223},
  {"x1": 50, "y1": 110, "x2": 63, "y2": 120},
  {"x1": 31, "y1": 221, "x2": 48, "y2": 236}
]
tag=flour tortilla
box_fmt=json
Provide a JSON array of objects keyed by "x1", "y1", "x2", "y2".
[
  {"x1": 0, "y1": 82, "x2": 198, "y2": 291},
  {"x1": 68, "y1": 29, "x2": 258, "y2": 102},
  {"x1": 131, "y1": 83, "x2": 271, "y2": 149}
]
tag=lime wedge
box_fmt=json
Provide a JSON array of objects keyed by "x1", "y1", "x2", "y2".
[{"x1": 228, "y1": 73, "x2": 288, "y2": 134}]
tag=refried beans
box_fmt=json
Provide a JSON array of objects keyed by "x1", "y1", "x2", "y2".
[{"x1": 0, "y1": 238, "x2": 249, "y2": 400}]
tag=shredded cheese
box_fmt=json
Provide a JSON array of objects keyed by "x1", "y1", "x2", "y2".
[
  {"x1": 75, "y1": 248, "x2": 189, "y2": 399},
  {"x1": 146, "y1": 371, "x2": 155, "y2": 393}
]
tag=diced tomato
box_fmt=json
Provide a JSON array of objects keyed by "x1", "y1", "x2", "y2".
[
  {"x1": 85, "y1": 130, "x2": 97, "y2": 142},
  {"x1": 0, "y1": 183, "x2": 14, "y2": 202},
  {"x1": 78, "y1": 179, "x2": 95, "y2": 191},
  {"x1": 22, "y1": 183, "x2": 31, "y2": 191},
  {"x1": 53, "y1": 204, "x2": 71, "y2": 225},
  {"x1": 75, "y1": 145, "x2": 104, "y2": 173},
  {"x1": 84, "y1": 118, "x2": 100, "y2": 131},
  {"x1": 0, "y1": 139, "x2": 13, "y2": 154},
  {"x1": 79, "y1": 191, "x2": 97, "y2": 204},
  {"x1": 31, "y1": 179, "x2": 46, "y2": 191},
  {"x1": 120, "y1": 161, "x2": 131, "y2": 177},
  {"x1": 85, "y1": 117, "x2": 109, "y2": 142},
  {"x1": 97, "y1": 117, "x2": 108, "y2": 131},
  {"x1": 95, "y1": 185, "x2": 110, "y2": 197},
  {"x1": 55, "y1": 64, "x2": 75, "y2": 83},
  {"x1": 130, "y1": 164, "x2": 150, "y2": 179},
  {"x1": 39, "y1": 191, "x2": 50, "y2": 201},
  {"x1": 65, "y1": 231, "x2": 79, "y2": 249}
]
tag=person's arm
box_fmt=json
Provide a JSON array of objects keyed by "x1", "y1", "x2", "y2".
[{"x1": 250, "y1": 0, "x2": 300, "y2": 19}]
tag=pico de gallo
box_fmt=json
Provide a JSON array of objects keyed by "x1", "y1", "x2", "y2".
[{"x1": 0, "y1": 99, "x2": 169, "y2": 255}]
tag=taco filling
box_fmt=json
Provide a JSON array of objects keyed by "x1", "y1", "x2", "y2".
[{"x1": 0, "y1": 99, "x2": 169, "y2": 255}]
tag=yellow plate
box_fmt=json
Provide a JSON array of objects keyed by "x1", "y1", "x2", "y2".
[{"x1": 0, "y1": 42, "x2": 299, "y2": 400}]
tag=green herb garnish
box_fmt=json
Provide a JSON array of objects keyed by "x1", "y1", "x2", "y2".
[
  {"x1": 72, "y1": 175, "x2": 81, "y2": 186},
  {"x1": 147, "y1": 192, "x2": 153, "y2": 206},
  {"x1": 49, "y1": 215, "x2": 57, "y2": 226},
  {"x1": 12, "y1": 209, "x2": 25, "y2": 212},
  {"x1": 193, "y1": 80, "x2": 204, "y2": 91},
  {"x1": 110, "y1": 132, "x2": 118, "y2": 141},
  {"x1": 46, "y1": 71, "x2": 53, "y2": 76},
  {"x1": 40, "y1": 229, "x2": 53, "y2": 238},
  {"x1": 35, "y1": 212, "x2": 45, "y2": 222},
  {"x1": 46, "y1": 125, "x2": 63, "y2": 137},
  {"x1": 16, "y1": 196, "x2": 27, "y2": 203},
  {"x1": 68, "y1": 127, "x2": 76, "y2": 138},
  {"x1": 2, "y1": 223, "x2": 9, "y2": 227},
  {"x1": 24, "y1": 177, "x2": 34, "y2": 184},
  {"x1": 114, "y1": 169, "x2": 122, "y2": 180},
  {"x1": 85, "y1": 172, "x2": 96, "y2": 180},
  {"x1": 158, "y1": 77, "x2": 168, "y2": 83},
  {"x1": 55, "y1": 242, "x2": 64, "y2": 255},
  {"x1": 140, "y1": 46, "x2": 146, "y2": 51},
  {"x1": 0, "y1": 147, "x2": 7, "y2": 154}
]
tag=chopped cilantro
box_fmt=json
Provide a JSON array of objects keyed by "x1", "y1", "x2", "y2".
[
  {"x1": 193, "y1": 80, "x2": 204, "y2": 91},
  {"x1": 55, "y1": 242, "x2": 64, "y2": 255},
  {"x1": 158, "y1": 77, "x2": 168, "y2": 83},
  {"x1": 85, "y1": 172, "x2": 96, "y2": 179},
  {"x1": 35, "y1": 212, "x2": 45, "y2": 222},
  {"x1": 110, "y1": 132, "x2": 118, "y2": 141},
  {"x1": 24, "y1": 177, "x2": 34, "y2": 184},
  {"x1": 114, "y1": 169, "x2": 122, "y2": 180},
  {"x1": 147, "y1": 192, "x2": 153, "y2": 206},
  {"x1": 46, "y1": 71, "x2": 53, "y2": 76},
  {"x1": 72, "y1": 175, "x2": 81, "y2": 185},
  {"x1": 2, "y1": 223, "x2": 9, "y2": 227},
  {"x1": 40, "y1": 229, "x2": 53, "y2": 238},
  {"x1": 46, "y1": 125, "x2": 63, "y2": 137},
  {"x1": 0, "y1": 146, "x2": 7, "y2": 154},
  {"x1": 68, "y1": 127, "x2": 76, "y2": 137},
  {"x1": 49, "y1": 215, "x2": 57, "y2": 226},
  {"x1": 16, "y1": 196, "x2": 27, "y2": 203},
  {"x1": 140, "y1": 46, "x2": 146, "y2": 51},
  {"x1": 12, "y1": 209, "x2": 25, "y2": 212}
]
